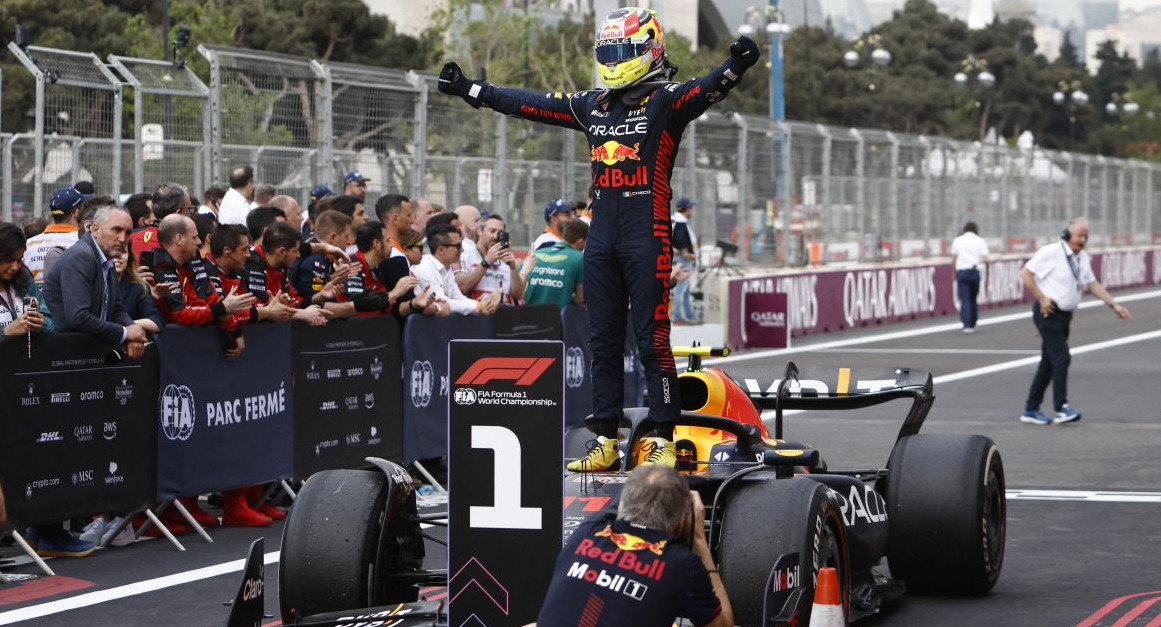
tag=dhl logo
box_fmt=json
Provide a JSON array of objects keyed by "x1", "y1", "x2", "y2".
[
  {"x1": 591, "y1": 141, "x2": 641, "y2": 166},
  {"x1": 595, "y1": 525, "x2": 667, "y2": 555}
]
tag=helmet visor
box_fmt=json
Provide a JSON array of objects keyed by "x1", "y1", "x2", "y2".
[{"x1": 595, "y1": 39, "x2": 651, "y2": 65}]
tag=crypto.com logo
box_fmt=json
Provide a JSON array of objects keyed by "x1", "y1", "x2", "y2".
[{"x1": 455, "y1": 357, "x2": 556, "y2": 386}]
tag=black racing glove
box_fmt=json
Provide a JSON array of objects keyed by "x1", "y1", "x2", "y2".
[
  {"x1": 352, "y1": 291, "x2": 391, "y2": 313},
  {"x1": 729, "y1": 36, "x2": 761, "y2": 70},
  {"x1": 438, "y1": 61, "x2": 485, "y2": 108},
  {"x1": 438, "y1": 62, "x2": 466, "y2": 95}
]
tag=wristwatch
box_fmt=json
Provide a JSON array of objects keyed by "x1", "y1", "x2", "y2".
[{"x1": 479, "y1": 260, "x2": 490, "y2": 269}]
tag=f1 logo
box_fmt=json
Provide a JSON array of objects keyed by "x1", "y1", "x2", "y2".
[{"x1": 455, "y1": 357, "x2": 556, "y2": 386}]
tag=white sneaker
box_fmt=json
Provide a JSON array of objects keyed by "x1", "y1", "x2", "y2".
[
  {"x1": 78, "y1": 518, "x2": 109, "y2": 545},
  {"x1": 962, "y1": 327, "x2": 976, "y2": 334},
  {"x1": 101, "y1": 517, "x2": 136, "y2": 547}
]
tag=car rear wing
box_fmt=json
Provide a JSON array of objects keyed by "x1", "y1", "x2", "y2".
[{"x1": 742, "y1": 361, "x2": 935, "y2": 442}]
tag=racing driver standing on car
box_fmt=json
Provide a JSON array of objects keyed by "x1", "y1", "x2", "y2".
[{"x1": 439, "y1": 7, "x2": 759, "y2": 469}]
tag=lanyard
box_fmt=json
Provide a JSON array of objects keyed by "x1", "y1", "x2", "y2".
[
  {"x1": 1061, "y1": 242, "x2": 1083, "y2": 294},
  {"x1": 0, "y1": 284, "x2": 23, "y2": 319}
]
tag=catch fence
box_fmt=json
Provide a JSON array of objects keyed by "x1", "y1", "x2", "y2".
[{"x1": 3, "y1": 42, "x2": 1159, "y2": 262}]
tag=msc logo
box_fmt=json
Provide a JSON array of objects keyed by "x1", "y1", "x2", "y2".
[
  {"x1": 453, "y1": 388, "x2": 478, "y2": 405},
  {"x1": 161, "y1": 384, "x2": 196, "y2": 442},
  {"x1": 410, "y1": 360, "x2": 435, "y2": 408},
  {"x1": 566, "y1": 347, "x2": 585, "y2": 389},
  {"x1": 455, "y1": 357, "x2": 556, "y2": 386}
]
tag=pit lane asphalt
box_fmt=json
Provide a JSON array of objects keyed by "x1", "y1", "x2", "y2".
[{"x1": 2, "y1": 287, "x2": 1158, "y2": 627}]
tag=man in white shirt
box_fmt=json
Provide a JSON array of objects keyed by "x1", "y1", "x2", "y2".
[
  {"x1": 1019, "y1": 217, "x2": 1130, "y2": 426},
  {"x1": 218, "y1": 165, "x2": 255, "y2": 226},
  {"x1": 24, "y1": 187, "x2": 83, "y2": 286},
  {"x1": 949, "y1": 221, "x2": 989, "y2": 333},
  {"x1": 532, "y1": 199, "x2": 574, "y2": 251},
  {"x1": 457, "y1": 213, "x2": 524, "y2": 304},
  {"x1": 412, "y1": 224, "x2": 496, "y2": 316}
]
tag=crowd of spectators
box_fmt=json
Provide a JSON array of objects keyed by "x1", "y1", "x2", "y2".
[{"x1": 0, "y1": 173, "x2": 699, "y2": 559}]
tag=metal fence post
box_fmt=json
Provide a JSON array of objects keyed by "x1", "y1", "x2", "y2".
[
  {"x1": 849, "y1": 128, "x2": 866, "y2": 260},
  {"x1": 917, "y1": 135, "x2": 931, "y2": 256},
  {"x1": 495, "y1": 114, "x2": 508, "y2": 217},
  {"x1": 2, "y1": 134, "x2": 12, "y2": 222},
  {"x1": 408, "y1": 71, "x2": 428, "y2": 198},
  {"x1": 734, "y1": 113, "x2": 750, "y2": 263},
  {"x1": 310, "y1": 60, "x2": 334, "y2": 188},
  {"x1": 685, "y1": 120, "x2": 697, "y2": 201},
  {"x1": 6, "y1": 45, "x2": 46, "y2": 217},
  {"x1": 886, "y1": 131, "x2": 900, "y2": 260},
  {"x1": 818, "y1": 124, "x2": 831, "y2": 264},
  {"x1": 199, "y1": 44, "x2": 223, "y2": 186},
  {"x1": 562, "y1": 129, "x2": 575, "y2": 201}
]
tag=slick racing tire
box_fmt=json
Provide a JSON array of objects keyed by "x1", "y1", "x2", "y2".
[
  {"x1": 886, "y1": 434, "x2": 1006, "y2": 595},
  {"x1": 719, "y1": 477, "x2": 850, "y2": 626},
  {"x1": 279, "y1": 469, "x2": 391, "y2": 622}
]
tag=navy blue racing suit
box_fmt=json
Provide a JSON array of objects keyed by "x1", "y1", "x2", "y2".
[{"x1": 443, "y1": 51, "x2": 755, "y2": 437}]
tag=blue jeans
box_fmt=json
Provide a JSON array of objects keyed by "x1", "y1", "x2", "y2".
[
  {"x1": 672, "y1": 267, "x2": 695, "y2": 322},
  {"x1": 956, "y1": 268, "x2": 981, "y2": 329}
]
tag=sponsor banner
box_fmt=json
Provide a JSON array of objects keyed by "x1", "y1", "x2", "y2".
[
  {"x1": 290, "y1": 316, "x2": 403, "y2": 477},
  {"x1": 401, "y1": 315, "x2": 492, "y2": 462},
  {"x1": 561, "y1": 305, "x2": 592, "y2": 428},
  {"x1": 0, "y1": 333, "x2": 157, "y2": 528},
  {"x1": 728, "y1": 248, "x2": 1161, "y2": 341},
  {"x1": 448, "y1": 340, "x2": 564, "y2": 627},
  {"x1": 492, "y1": 303, "x2": 563, "y2": 341},
  {"x1": 741, "y1": 291, "x2": 789, "y2": 349},
  {"x1": 155, "y1": 324, "x2": 292, "y2": 500}
]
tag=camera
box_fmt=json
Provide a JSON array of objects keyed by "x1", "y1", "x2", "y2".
[{"x1": 498, "y1": 231, "x2": 509, "y2": 248}]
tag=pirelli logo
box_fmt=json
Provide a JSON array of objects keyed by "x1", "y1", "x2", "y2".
[{"x1": 455, "y1": 357, "x2": 557, "y2": 386}]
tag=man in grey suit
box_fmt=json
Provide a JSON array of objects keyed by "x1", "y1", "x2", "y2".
[{"x1": 43, "y1": 204, "x2": 148, "y2": 358}]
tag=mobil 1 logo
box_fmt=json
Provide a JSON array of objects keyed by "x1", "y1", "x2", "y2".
[{"x1": 448, "y1": 340, "x2": 564, "y2": 627}]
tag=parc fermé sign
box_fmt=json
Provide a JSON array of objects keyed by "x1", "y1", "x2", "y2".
[{"x1": 727, "y1": 247, "x2": 1161, "y2": 343}]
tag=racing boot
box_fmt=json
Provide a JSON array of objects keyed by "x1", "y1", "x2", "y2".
[
  {"x1": 221, "y1": 488, "x2": 273, "y2": 527},
  {"x1": 566, "y1": 436, "x2": 621, "y2": 472},
  {"x1": 249, "y1": 485, "x2": 286, "y2": 521},
  {"x1": 178, "y1": 496, "x2": 221, "y2": 528},
  {"x1": 639, "y1": 437, "x2": 677, "y2": 468}
]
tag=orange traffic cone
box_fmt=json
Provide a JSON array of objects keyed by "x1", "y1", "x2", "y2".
[{"x1": 808, "y1": 566, "x2": 844, "y2": 627}]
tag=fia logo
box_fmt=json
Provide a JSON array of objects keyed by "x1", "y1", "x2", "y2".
[
  {"x1": 453, "y1": 388, "x2": 477, "y2": 405},
  {"x1": 160, "y1": 384, "x2": 196, "y2": 441},
  {"x1": 410, "y1": 361, "x2": 434, "y2": 408},
  {"x1": 566, "y1": 346, "x2": 586, "y2": 389}
]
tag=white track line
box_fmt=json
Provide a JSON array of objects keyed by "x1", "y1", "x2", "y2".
[
  {"x1": 0, "y1": 552, "x2": 281, "y2": 625},
  {"x1": 933, "y1": 330, "x2": 1161, "y2": 385},
  {"x1": 703, "y1": 289, "x2": 1161, "y2": 366},
  {"x1": 816, "y1": 348, "x2": 1039, "y2": 355},
  {"x1": 1006, "y1": 490, "x2": 1161, "y2": 503}
]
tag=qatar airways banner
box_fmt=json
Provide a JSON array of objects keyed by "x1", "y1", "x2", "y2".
[{"x1": 727, "y1": 247, "x2": 1161, "y2": 342}]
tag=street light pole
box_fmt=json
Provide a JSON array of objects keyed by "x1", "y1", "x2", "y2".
[{"x1": 769, "y1": 0, "x2": 785, "y2": 123}]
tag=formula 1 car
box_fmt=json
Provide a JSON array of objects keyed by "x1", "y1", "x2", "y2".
[{"x1": 273, "y1": 346, "x2": 1006, "y2": 627}]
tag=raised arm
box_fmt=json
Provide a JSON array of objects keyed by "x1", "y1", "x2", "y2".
[
  {"x1": 667, "y1": 36, "x2": 760, "y2": 126},
  {"x1": 438, "y1": 62, "x2": 588, "y2": 131}
]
